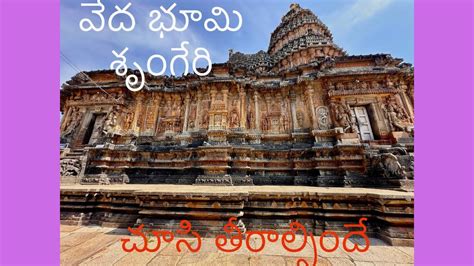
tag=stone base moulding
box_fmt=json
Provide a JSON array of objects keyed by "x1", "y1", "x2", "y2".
[{"x1": 60, "y1": 185, "x2": 414, "y2": 247}]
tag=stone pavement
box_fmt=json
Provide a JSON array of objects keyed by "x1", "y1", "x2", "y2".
[{"x1": 60, "y1": 225, "x2": 414, "y2": 266}]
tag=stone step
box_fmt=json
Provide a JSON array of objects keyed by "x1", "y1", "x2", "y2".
[{"x1": 60, "y1": 175, "x2": 80, "y2": 185}]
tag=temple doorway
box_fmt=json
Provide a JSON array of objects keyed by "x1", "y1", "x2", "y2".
[
  {"x1": 82, "y1": 114, "x2": 97, "y2": 145},
  {"x1": 351, "y1": 106, "x2": 374, "y2": 141},
  {"x1": 82, "y1": 113, "x2": 105, "y2": 145}
]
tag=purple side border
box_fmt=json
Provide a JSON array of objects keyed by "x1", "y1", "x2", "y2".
[
  {"x1": 0, "y1": 0, "x2": 473, "y2": 265},
  {"x1": 0, "y1": 0, "x2": 60, "y2": 265},
  {"x1": 415, "y1": 0, "x2": 474, "y2": 265}
]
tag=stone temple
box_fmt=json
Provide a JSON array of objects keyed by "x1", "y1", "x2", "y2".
[
  {"x1": 60, "y1": 4, "x2": 414, "y2": 188},
  {"x1": 60, "y1": 4, "x2": 414, "y2": 245}
]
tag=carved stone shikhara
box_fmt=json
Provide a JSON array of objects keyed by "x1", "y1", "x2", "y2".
[{"x1": 60, "y1": 4, "x2": 414, "y2": 190}]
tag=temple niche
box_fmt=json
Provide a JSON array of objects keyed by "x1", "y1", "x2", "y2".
[{"x1": 60, "y1": 4, "x2": 414, "y2": 190}]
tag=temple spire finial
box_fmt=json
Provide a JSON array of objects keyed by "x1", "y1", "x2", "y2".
[{"x1": 290, "y1": 3, "x2": 300, "y2": 10}]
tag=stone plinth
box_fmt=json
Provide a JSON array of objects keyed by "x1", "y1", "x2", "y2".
[{"x1": 60, "y1": 185, "x2": 414, "y2": 246}]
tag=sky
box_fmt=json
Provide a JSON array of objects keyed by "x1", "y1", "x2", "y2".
[{"x1": 60, "y1": 0, "x2": 414, "y2": 85}]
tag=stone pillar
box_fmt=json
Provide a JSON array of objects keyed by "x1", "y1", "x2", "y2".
[
  {"x1": 132, "y1": 93, "x2": 144, "y2": 135},
  {"x1": 253, "y1": 91, "x2": 260, "y2": 131},
  {"x1": 222, "y1": 88, "x2": 229, "y2": 129},
  {"x1": 143, "y1": 97, "x2": 155, "y2": 134},
  {"x1": 153, "y1": 94, "x2": 162, "y2": 135},
  {"x1": 290, "y1": 91, "x2": 298, "y2": 130},
  {"x1": 183, "y1": 94, "x2": 191, "y2": 132},
  {"x1": 306, "y1": 87, "x2": 317, "y2": 129},
  {"x1": 195, "y1": 90, "x2": 202, "y2": 130},
  {"x1": 209, "y1": 88, "x2": 217, "y2": 129},
  {"x1": 239, "y1": 86, "x2": 246, "y2": 129}
]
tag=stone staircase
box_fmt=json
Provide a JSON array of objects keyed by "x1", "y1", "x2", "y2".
[{"x1": 61, "y1": 148, "x2": 85, "y2": 159}]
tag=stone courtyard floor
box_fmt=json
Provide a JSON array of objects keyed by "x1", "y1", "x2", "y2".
[{"x1": 60, "y1": 225, "x2": 414, "y2": 266}]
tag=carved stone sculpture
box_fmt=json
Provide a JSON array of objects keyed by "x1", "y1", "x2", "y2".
[
  {"x1": 316, "y1": 106, "x2": 330, "y2": 130},
  {"x1": 61, "y1": 109, "x2": 83, "y2": 140},
  {"x1": 60, "y1": 159, "x2": 81, "y2": 177},
  {"x1": 383, "y1": 99, "x2": 409, "y2": 132},
  {"x1": 368, "y1": 153, "x2": 407, "y2": 179},
  {"x1": 331, "y1": 103, "x2": 353, "y2": 133},
  {"x1": 103, "y1": 107, "x2": 118, "y2": 136}
]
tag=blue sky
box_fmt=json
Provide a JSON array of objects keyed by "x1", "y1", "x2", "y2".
[{"x1": 60, "y1": 0, "x2": 414, "y2": 85}]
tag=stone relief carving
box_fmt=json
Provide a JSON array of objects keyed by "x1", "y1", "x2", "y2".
[
  {"x1": 316, "y1": 106, "x2": 330, "y2": 130},
  {"x1": 247, "y1": 105, "x2": 255, "y2": 129},
  {"x1": 382, "y1": 98, "x2": 410, "y2": 132},
  {"x1": 60, "y1": 158, "x2": 81, "y2": 177},
  {"x1": 229, "y1": 109, "x2": 240, "y2": 128},
  {"x1": 261, "y1": 114, "x2": 269, "y2": 131},
  {"x1": 368, "y1": 153, "x2": 407, "y2": 179},
  {"x1": 103, "y1": 107, "x2": 118, "y2": 136},
  {"x1": 327, "y1": 79, "x2": 399, "y2": 97},
  {"x1": 330, "y1": 103, "x2": 354, "y2": 133},
  {"x1": 280, "y1": 113, "x2": 290, "y2": 132},
  {"x1": 296, "y1": 111, "x2": 304, "y2": 128},
  {"x1": 61, "y1": 108, "x2": 83, "y2": 140},
  {"x1": 122, "y1": 108, "x2": 134, "y2": 131}
]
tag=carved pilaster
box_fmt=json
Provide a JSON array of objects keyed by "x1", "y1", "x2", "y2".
[
  {"x1": 222, "y1": 88, "x2": 229, "y2": 129},
  {"x1": 196, "y1": 90, "x2": 203, "y2": 130},
  {"x1": 254, "y1": 91, "x2": 260, "y2": 131},
  {"x1": 239, "y1": 86, "x2": 246, "y2": 129},
  {"x1": 290, "y1": 91, "x2": 298, "y2": 130},
  {"x1": 132, "y1": 93, "x2": 144, "y2": 135},
  {"x1": 153, "y1": 94, "x2": 162, "y2": 135},
  {"x1": 306, "y1": 87, "x2": 317, "y2": 129},
  {"x1": 183, "y1": 93, "x2": 191, "y2": 132}
]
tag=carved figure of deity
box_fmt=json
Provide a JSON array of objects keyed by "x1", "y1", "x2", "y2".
[
  {"x1": 331, "y1": 103, "x2": 353, "y2": 133},
  {"x1": 61, "y1": 108, "x2": 83, "y2": 140},
  {"x1": 327, "y1": 82, "x2": 335, "y2": 91},
  {"x1": 247, "y1": 108, "x2": 255, "y2": 129},
  {"x1": 371, "y1": 80, "x2": 379, "y2": 89},
  {"x1": 103, "y1": 107, "x2": 118, "y2": 135},
  {"x1": 201, "y1": 113, "x2": 209, "y2": 128},
  {"x1": 384, "y1": 103, "x2": 406, "y2": 132},
  {"x1": 316, "y1": 106, "x2": 330, "y2": 130},
  {"x1": 335, "y1": 82, "x2": 345, "y2": 91},
  {"x1": 230, "y1": 110, "x2": 240, "y2": 128},
  {"x1": 123, "y1": 110, "x2": 134, "y2": 131},
  {"x1": 261, "y1": 115, "x2": 269, "y2": 131},
  {"x1": 381, "y1": 96, "x2": 410, "y2": 132},
  {"x1": 281, "y1": 113, "x2": 290, "y2": 132},
  {"x1": 296, "y1": 111, "x2": 304, "y2": 128},
  {"x1": 231, "y1": 98, "x2": 239, "y2": 107}
]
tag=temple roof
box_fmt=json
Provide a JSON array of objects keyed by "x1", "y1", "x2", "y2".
[
  {"x1": 227, "y1": 4, "x2": 347, "y2": 74},
  {"x1": 268, "y1": 3, "x2": 341, "y2": 55}
]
